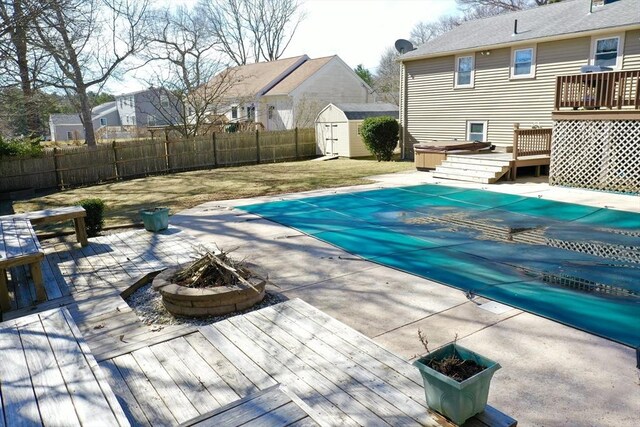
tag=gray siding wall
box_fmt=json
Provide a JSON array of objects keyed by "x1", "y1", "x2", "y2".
[
  {"x1": 53, "y1": 124, "x2": 85, "y2": 142},
  {"x1": 135, "y1": 91, "x2": 180, "y2": 126},
  {"x1": 401, "y1": 29, "x2": 640, "y2": 158}
]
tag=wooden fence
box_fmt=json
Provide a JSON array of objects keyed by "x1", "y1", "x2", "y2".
[{"x1": 0, "y1": 128, "x2": 316, "y2": 193}]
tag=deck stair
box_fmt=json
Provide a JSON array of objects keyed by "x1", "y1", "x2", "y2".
[{"x1": 433, "y1": 154, "x2": 511, "y2": 184}]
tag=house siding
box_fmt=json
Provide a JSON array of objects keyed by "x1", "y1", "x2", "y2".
[
  {"x1": 402, "y1": 30, "x2": 640, "y2": 158},
  {"x1": 291, "y1": 58, "x2": 370, "y2": 129}
]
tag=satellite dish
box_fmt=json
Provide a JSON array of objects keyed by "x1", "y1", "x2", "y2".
[{"x1": 395, "y1": 39, "x2": 415, "y2": 54}]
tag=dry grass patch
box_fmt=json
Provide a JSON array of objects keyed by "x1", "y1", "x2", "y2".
[{"x1": 15, "y1": 158, "x2": 414, "y2": 230}]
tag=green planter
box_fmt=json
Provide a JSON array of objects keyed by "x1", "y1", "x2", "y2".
[
  {"x1": 413, "y1": 343, "x2": 501, "y2": 425},
  {"x1": 140, "y1": 207, "x2": 169, "y2": 232}
]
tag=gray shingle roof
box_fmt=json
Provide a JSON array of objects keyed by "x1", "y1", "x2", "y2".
[
  {"x1": 49, "y1": 114, "x2": 82, "y2": 125},
  {"x1": 334, "y1": 103, "x2": 399, "y2": 120},
  {"x1": 401, "y1": 0, "x2": 640, "y2": 61}
]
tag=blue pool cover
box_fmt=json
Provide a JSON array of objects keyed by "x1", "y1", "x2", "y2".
[{"x1": 240, "y1": 184, "x2": 640, "y2": 347}]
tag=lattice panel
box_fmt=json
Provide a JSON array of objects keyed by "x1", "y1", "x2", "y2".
[{"x1": 550, "y1": 119, "x2": 640, "y2": 193}]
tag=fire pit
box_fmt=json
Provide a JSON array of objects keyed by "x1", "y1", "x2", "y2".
[{"x1": 152, "y1": 251, "x2": 266, "y2": 317}]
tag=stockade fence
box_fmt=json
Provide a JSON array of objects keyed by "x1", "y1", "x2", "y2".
[{"x1": 0, "y1": 128, "x2": 316, "y2": 193}]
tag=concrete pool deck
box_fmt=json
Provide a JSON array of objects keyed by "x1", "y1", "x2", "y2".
[{"x1": 171, "y1": 171, "x2": 639, "y2": 426}]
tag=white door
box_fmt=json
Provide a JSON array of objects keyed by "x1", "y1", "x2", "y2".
[{"x1": 323, "y1": 123, "x2": 338, "y2": 154}]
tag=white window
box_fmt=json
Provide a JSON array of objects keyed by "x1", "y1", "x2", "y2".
[
  {"x1": 67, "y1": 131, "x2": 73, "y2": 140},
  {"x1": 268, "y1": 105, "x2": 274, "y2": 120},
  {"x1": 511, "y1": 47, "x2": 536, "y2": 79},
  {"x1": 591, "y1": 35, "x2": 624, "y2": 69},
  {"x1": 231, "y1": 106, "x2": 238, "y2": 119},
  {"x1": 466, "y1": 121, "x2": 487, "y2": 142},
  {"x1": 100, "y1": 118, "x2": 107, "y2": 126},
  {"x1": 455, "y1": 54, "x2": 474, "y2": 88},
  {"x1": 160, "y1": 94, "x2": 169, "y2": 108},
  {"x1": 147, "y1": 115, "x2": 156, "y2": 126}
]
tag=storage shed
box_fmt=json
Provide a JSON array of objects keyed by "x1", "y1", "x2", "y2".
[{"x1": 315, "y1": 103, "x2": 399, "y2": 157}]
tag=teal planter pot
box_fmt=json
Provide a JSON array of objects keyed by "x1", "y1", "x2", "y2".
[
  {"x1": 140, "y1": 207, "x2": 169, "y2": 232},
  {"x1": 413, "y1": 343, "x2": 501, "y2": 425}
]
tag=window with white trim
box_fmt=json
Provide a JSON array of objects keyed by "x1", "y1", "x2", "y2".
[
  {"x1": 466, "y1": 121, "x2": 487, "y2": 142},
  {"x1": 511, "y1": 47, "x2": 536, "y2": 78},
  {"x1": 268, "y1": 105, "x2": 274, "y2": 119},
  {"x1": 591, "y1": 35, "x2": 623, "y2": 69},
  {"x1": 231, "y1": 106, "x2": 238, "y2": 119},
  {"x1": 160, "y1": 94, "x2": 169, "y2": 108},
  {"x1": 455, "y1": 55, "x2": 474, "y2": 88},
  {"x1": 67, "y1": 131, "x2": 73, "y2": 140},
  {"x1": 100, "y1": 118, "x2": 107, "y2": 126},
  {"x1": 147, "y1": 115, "x2": 156, "y2": 126}
]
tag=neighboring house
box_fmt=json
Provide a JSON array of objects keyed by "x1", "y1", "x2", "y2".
[
  {"x1": 397, "y1": 0, "x2": 640, "y2": 159},
  {"x1": 49, "y1": 102, "x2": 119, "y2": 142},
  {"x1": 315, "y1": 103, "x2": 399, "y2": 157},
  {"x1": 49, "y1": 88, "x2": 179, "y2": 142},
  {"x1": 212, "y1": 55, "x2": 375, "y2": 131}
]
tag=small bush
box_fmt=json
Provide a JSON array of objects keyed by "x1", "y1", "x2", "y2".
[
  {"x1": 0, "y1": 135, "x2": 44, "y2": 158},
  {"x1": 79, "y1": 198, "x2": 105, "y2": 237},
  {"x1": 360, "y1": 116, "x2": 399, "y2": 161}
]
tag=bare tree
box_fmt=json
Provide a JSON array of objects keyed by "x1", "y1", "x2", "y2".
[
  {"x1": 141, "y1": 6, "x2": 239, "y2": 137},
  {"x1": 0, "y1": 0, "x2": 51, "y2": 136},
  {"x1": 27, "y1": 0, "x2": 148, "y2": 146},
  {"x1": 197, "y1": 0, "x2": 304, "y2": 65},
  {"x1": 373, "y1": 47, "x2": 400, "y2": 105},
  {"x1": 410, "y1": 15, "x2": 462, "y2": 46}
]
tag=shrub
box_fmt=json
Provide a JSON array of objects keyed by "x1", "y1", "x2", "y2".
[
  {"x1": 0, "y1": 135, "x2": 44, "y2": 158},
  {"x1": 79, "y1": 198, "x2": 105, "y2": 237},
  {"x1": 360, "y1": 116, "x2": 399, "y2": 161}
]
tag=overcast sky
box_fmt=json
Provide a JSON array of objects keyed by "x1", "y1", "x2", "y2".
[{"x1": 109, "y1": 0, "x2": 458, "y2": 93}]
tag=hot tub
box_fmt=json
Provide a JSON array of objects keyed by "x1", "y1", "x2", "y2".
[{"x1": 413, "y1": 140, "x2": 493, "y2": 170}]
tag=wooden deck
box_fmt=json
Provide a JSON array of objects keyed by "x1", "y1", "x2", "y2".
[
  {"x1": 0, "y1": 225, "x2": 516, "y2": 426},
  {"x1": 180, "y1": 384, "x2": 324, "y2": 427},
  {"x1": 2, "y1": 226, "x2": 197, "y2": 312},
  {"x1": 0, "y1": 308, "x2": 129, "y2": 426},
  {"x1": 99, "y1": 298, "x2": 515, "y2": 427}
]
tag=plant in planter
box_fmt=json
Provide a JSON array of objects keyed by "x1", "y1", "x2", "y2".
[
  {"x1": 413, "y1": 330, "x2": 501, "y2": 425},
  {"x1": 152, "y1": 249, "x2": 266, "y2": 317},
  {"x1": 139, "y1": 207, "x2": 169, "y2": 232}
]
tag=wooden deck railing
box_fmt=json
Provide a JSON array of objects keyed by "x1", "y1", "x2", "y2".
[
  {"x1": 512, "y1": 124, "x2": 552, "y2": 158},
  {"x1": 555, "y1": 70, "x2": 640, "y2": 110}
]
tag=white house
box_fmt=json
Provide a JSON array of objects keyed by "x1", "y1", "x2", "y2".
[
  {"x1": 315, "y1": 103, "x2": 399, "y2": 157},
  {"x1": 212, "y1": 55, "x2": 376, "y2": 131}
]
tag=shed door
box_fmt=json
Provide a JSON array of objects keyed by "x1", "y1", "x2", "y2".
[{"x1": 323, "y1": 123, "x2": 339, "y2": 155}]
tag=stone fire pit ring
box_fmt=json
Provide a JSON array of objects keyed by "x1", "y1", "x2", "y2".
[{"x1": 152, "y1": 266, "x2": 266, "y2": 317}]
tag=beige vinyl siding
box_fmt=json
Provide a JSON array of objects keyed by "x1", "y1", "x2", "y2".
[
  {"x1": 402, "y1": 30, "x2": 640, "y2": 158},
  {"x1": 347, "y1": 121, "x2": 371, "y2": 158},
  {"x1": 623, "y1": 29, "x2": 640, "y2": 69}
]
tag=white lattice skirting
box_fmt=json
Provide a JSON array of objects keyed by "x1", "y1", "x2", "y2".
[{"x1": 550, "y1": 119, "x2": 640, "y2": 193}]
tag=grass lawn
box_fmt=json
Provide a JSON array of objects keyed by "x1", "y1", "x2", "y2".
[{"x1": 15, "y1": 158, "x2": 414, "y2": 230}]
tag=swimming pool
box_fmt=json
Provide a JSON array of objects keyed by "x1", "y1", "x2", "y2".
[{"x1": 240, "y1": 184, "x2": 640, "y2": 348}]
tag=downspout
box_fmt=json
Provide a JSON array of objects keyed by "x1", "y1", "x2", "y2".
[{"x1": 400, "y1": 62, "x2": 407, "y2": 160}]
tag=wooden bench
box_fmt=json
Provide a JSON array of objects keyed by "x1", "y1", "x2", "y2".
[
  {"x1": 18, "y1": 206, "x2": 88, "y2": 247},
  {"x1": 0, "y1": 217, "x2": 46, "y2": 312}
]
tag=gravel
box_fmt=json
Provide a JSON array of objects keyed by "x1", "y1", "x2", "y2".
[{"x1": 125, "y1": 283, "x2": 288, "y2": 327}]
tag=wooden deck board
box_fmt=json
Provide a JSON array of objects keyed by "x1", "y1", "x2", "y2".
[
  {"x1": 112, "y1": 353, "x2": 177, "y2": 426},
  {"x1": 164, "y1": 335, "x2": 245, "y2": 406},
  {"x1": 131, "y1": 346, "x2": 200, "y2": 423},
  {"x1": 0, "y1": 308, "x2": 129, "y2": 427},
  {"x1": 242, "y1": 310, "x2": 431, "y2": 425}
]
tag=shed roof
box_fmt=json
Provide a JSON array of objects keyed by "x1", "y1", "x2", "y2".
[
  {"x1": 401, "y1": 0, "x2": 640, "y2": 61},
  {"x1": 333, "y1": 103, "x2": 399, "y2": 120},
  {"x1": 264, "y1": 56, "x2": 335, "y2": 96}
]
